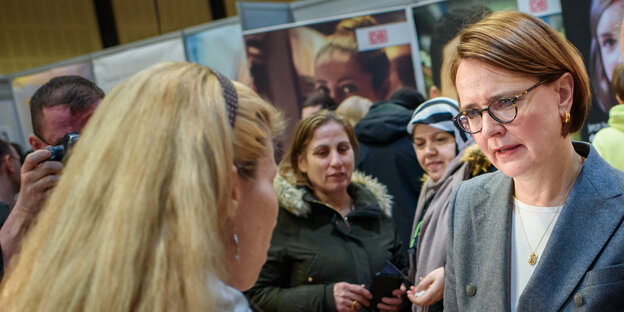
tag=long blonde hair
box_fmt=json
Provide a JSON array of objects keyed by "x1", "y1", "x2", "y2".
[{"x1": 0, "y1": 62, "x2": 282, "y2": 311}]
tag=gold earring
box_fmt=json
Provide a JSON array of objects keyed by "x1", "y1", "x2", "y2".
[{"x1": 563, "y1": 111, "x2": 570, "y2": 123}]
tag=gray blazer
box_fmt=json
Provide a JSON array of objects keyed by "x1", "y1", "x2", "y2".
[{"x1": 444, "y1": 142, "x2": 624, "y2": 311}]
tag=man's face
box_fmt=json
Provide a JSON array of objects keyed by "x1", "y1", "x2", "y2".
[{"x1": 29, "y1": 100, "x2": 100, "y2": 150}]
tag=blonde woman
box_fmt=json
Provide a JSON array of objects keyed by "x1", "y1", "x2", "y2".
[{"x1": 0, "y1": 62, "x2": 283, "y2": 311}]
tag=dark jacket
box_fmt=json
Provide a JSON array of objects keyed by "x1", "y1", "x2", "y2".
[
  {"x1": 246, "y1": 172, "x2": 406, "y2": 312},
  {"x1": 355, "y1": 101, "x2": 424, "y2": 252}
]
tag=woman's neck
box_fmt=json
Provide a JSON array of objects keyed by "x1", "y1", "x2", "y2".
[
  {"x1": 314, "y1": 189, "x2": 352, "y2": 217},
  {"x1": 513, "y1": 142, "x2": 583, "y2": 207}
]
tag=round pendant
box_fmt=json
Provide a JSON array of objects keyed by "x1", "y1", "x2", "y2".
[{"x1": 528, "y1": 253, "x2": 537, "y2": 266}]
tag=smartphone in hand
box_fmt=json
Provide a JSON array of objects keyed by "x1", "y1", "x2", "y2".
[
  {"x1": 367, "y1": 261, "x2": 411, "y2": 311},
  {"x1": 369, "y1": 272, "x2": 403, "y2": 310}
]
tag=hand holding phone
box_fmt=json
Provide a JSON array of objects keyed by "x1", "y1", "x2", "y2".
[
  {"x1": 367, "y1": 261, "x2": 408, "y2": 311},
  {"x1": 369, "y1": 273, "x2": 403, "y2": 309}
]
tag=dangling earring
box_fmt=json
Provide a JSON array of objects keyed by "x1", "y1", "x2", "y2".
[
  {"x1": 563, "y1": 111, "x2": 571, "y2": 123},
  {"x1": 233, "y1": 233, "x2": 240, "y2": 261}
]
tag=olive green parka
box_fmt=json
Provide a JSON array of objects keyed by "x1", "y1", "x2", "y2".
[{"x1": 246, "y1": 171, "x2": 406, "y2": 312}]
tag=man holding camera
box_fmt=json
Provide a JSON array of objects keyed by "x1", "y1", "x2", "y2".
[{"x1": 0, "y1": 76, "x2": 103, "y2": 274}]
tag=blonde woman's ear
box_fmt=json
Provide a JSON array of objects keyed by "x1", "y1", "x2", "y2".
[{"x1": 229, "y1": 164, "x2": 241, "y2": 220}]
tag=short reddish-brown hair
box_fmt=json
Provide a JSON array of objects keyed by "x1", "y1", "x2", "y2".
[{"x1": 450, "y1": 11, "x2": 591, "y2": 136}]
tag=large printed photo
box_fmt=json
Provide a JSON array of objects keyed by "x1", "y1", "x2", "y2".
[
  {"x1": 561, "y1": 0, "x2": 623, "y2": 141},
  {"x1": 411, "y1": 0, "x2": 565, "y2": 100},
  {"x1": 243, "y1": 9, "x2": 421, "y2": 140}
]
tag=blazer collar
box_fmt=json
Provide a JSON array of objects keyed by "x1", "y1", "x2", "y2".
[{"x1": 517, "y1": 142, "x2": 624, "y2": 310}]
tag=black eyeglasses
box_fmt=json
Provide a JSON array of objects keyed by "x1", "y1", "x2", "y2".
[{"x1": 452, "y1": 78, "x2": 549, "y2": 134}]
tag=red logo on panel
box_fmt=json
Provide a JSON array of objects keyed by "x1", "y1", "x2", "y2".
[
  {"x1": 368, "y1": 29, "x2": 388, "y2": 45},
  {"x1": 530, "y1": 0, "x2": 548, "y2": 13}
]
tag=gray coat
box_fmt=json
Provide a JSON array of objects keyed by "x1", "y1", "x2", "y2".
[{"x1": 444, "y1": 142, "x2": 624, "y2": 311}]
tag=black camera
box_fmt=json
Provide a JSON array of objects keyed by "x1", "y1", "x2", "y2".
[{"x1": 47, "y1": 132, "x2": 80, "y2": 162}]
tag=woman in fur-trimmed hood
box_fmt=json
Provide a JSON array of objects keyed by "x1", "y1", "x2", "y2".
[
  {"x1": 245, "y1": 111, "x2": 407, "y2": 312},
  {"x1": 405, "y1": 98, "x2": 493, "y2": 312}
]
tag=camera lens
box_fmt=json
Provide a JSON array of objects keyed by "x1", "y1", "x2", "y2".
[{"x1": 47, "y1": 145, "x2": 66, "y2": 162}]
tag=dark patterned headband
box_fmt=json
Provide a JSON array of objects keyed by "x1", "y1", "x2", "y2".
[{"x1": 209, "y1": 68, "x2": 238, "y2": 127}]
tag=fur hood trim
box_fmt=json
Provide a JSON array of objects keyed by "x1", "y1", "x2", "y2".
[
  {"x1": 460, "y1": 144, "x2": 492, "y2": 177},
  {"x1": 273, "y1": 171, "x2": 393, "y2": 218},
  {"x1": 420, "y1": 144, "x2": 491, "y2": 186}
]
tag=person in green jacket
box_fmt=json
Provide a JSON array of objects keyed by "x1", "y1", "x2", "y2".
[
  {"x1": 593, "y1": 63, "x2": 624, "y2": 171},
  {"x1": 246, "y1": 111, "x2": 407, "y2": 312}
]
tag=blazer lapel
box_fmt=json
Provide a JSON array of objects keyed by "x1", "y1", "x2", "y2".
[
  {"x1": 517, "y1": 148, "x2": 624, "y2": 311},
  {"x1": 475, "y1": 172, "x2": 514, "y2": 310}
]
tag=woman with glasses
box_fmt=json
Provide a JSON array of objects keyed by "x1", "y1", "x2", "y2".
[
  {"x1": 404, "y1": 98, "x2": 492, "y2": 312},
  {"x1": 446, "y1": 11, "x2": 624, "y2": 311}
]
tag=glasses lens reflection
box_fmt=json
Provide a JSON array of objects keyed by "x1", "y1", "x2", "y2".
[{"x1": 490, "y1": 99, "x2": 517, "y2": 122}]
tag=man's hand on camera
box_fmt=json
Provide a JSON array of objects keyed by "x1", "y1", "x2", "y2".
[
  {"x1": 15, "y1": 149, "x2": 62, "y2": 215},
  {"x1": 0, "y1": 149, "x2": 62, "y2": 266}
]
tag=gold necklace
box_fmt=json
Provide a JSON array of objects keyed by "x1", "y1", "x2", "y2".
[
  {"x1": 515, "y1": 198, "x2": 563, "y2": 265},
  {"x1": 514, "y1": 154, "x2": 583, "y2": 266}
]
